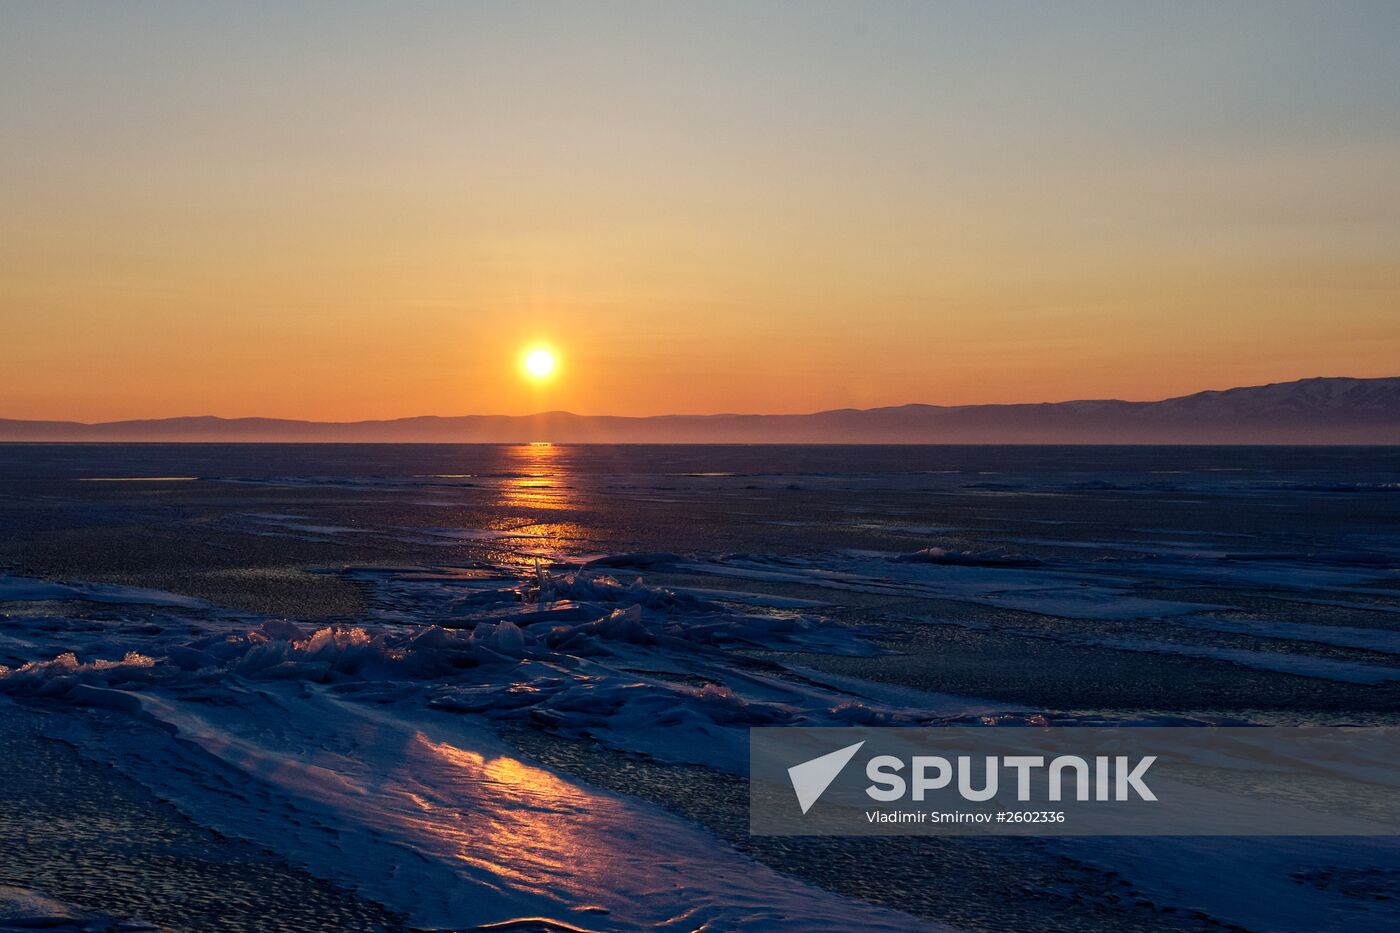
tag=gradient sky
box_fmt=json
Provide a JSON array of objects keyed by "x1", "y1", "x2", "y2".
[{"x1": 3, "y1": 1, "x2": 1399, "y2": 421}]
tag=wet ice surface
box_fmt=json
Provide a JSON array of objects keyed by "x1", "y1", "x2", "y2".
[{"x1": 1, "y1": 444, "x2": 1399, "y2": 931}]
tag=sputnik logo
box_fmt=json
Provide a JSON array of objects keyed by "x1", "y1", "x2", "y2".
[{"x1": 787, "y1": 740, "x2": 865, "y2": 814}]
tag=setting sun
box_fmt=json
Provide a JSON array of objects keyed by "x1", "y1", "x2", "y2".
[{"x1": 522, "y1": 347, "x2": 558, "y2": 382}]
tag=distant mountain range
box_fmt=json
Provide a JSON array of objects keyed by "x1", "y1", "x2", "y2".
[{"x1": 3, "y1": 377, "x2": 1398, "y2": 444}]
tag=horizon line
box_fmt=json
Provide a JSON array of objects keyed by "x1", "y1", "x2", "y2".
[{"x1": 5, "y1": 374, "x2": 1395, "y2": 427}]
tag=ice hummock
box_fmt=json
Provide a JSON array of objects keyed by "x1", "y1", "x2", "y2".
[{"x1": 0, "y1": 566, "x2": 965, "y2": 932}]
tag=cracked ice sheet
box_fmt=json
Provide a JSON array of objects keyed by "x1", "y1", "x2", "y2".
[
  {"x1": 49, "y1": 685, "x2": 947, "y2": 933},
  {"x1": 1079, "y1": 636, "x2": 1400, "y2": 684},
  {"x1": 0, "y1": 575, "x2": 209, "y2": 609},
  {"x1": 677, "y1": 557, "x2": 1214, "y2": 620}
]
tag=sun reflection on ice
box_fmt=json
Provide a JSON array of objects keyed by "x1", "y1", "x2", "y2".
[
  {"x1": 501, "y1": 443, "x2": 572, "y2": 511},
  {"x1": 484, "y1": 444, "x2": 590, "y2": 562},
  {"x1": 410, "y1": 735, "x2": 614, "y2": 898}
]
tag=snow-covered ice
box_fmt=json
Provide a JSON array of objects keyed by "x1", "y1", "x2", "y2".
[{"x1": 0, "y1": 567, "x2": 962, "y2": 931}]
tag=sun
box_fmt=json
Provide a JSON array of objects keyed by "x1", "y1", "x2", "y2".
[{"x1": 522, "y1": 346, "x2": 558, "y2": 381}]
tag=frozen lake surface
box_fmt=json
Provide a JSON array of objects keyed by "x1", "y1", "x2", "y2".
[{"x1": 1, "y1": 444, "x2": 1398, "y2": 931}]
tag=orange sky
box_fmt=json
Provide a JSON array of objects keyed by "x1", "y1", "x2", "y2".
[{"x1": 3, "y1": 4, "x2": 1398, "y2": 421}]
